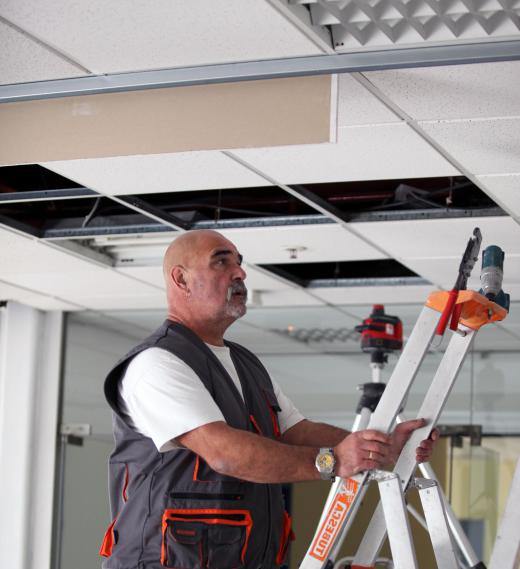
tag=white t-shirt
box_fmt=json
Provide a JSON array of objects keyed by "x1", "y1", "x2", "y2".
[{"x1": 119, "y1": 345, "x2": 304, "y2": 452}]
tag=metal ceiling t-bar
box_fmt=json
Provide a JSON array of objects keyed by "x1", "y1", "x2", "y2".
[{"x1": 1, "y1": 40, "x2": 520, "y2": 103}]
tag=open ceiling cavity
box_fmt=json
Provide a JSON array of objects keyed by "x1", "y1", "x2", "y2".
[
  {"x1": 259, "y1": 259, "x2": 425, "y2": 287},
  {"x1": 0, "y1": 165, "x2": 504, "y2": 243}
]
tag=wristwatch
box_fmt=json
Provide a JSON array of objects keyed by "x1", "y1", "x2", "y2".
[{"x1": 315, "y1": 447, "x2": 336, "y2": 481}]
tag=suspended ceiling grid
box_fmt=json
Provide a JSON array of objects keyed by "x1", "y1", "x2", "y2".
[{"x1": 0, "y1": 0, "x2": 518, "y2": 356}]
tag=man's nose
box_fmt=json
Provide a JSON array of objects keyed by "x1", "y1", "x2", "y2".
[{"x1": 234, "y1": 264, "x2": 247, "y2": 281}]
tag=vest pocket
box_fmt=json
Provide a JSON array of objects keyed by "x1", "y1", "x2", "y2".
[{"x1": 161, "y1": 509, "x2": 252, "y2": 569}]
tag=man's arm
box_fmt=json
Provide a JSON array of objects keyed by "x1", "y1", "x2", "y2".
[
  {"x1": 282, "y1": 418, "x2": 349, "y2": 447},
  {"x1": 177, "y1": 420, "x2": 394, "y2": 483},
  {"x1": 282, "y1": 417, "x2": 439, "y2": 467}
]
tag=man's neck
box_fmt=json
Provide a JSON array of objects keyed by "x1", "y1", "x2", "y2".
[{"x1": 166, "y1": 312, "x2": 228, "y2": 347}]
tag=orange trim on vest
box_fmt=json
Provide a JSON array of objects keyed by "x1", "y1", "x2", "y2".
[
  {"x1": 265, "y1": 400, "x2": 281, "y2": 438},
  {"x1": 122, "y1": 463, "x2": 129, "y2": 502},
  {"x1": 99, "y1": 517, "x2": 118, "y2": 557},
  {"x1": 193, "y1": 455, "x2": 200, "y2": 481},
  {"x1": 249, "y1": 414, "x2": 263, "y2": 435},
  {"x1": 275, "y1": 510, "x2": 295, "y2": 565}
]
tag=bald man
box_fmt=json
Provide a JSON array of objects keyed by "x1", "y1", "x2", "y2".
[{"x1": 101, "y1": 230, "x2": 436, "y2": 569}]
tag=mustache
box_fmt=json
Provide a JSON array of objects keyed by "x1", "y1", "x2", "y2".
[{"x1": 227, "y1": 281, "x2": 248, "y2": 301}]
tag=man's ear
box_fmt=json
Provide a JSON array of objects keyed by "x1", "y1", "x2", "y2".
[{"x1": 171, "y1": 265, "x2": 189, "y2": 292}]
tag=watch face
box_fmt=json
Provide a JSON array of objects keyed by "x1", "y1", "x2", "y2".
[{"x1": 317, "y1": 452, "x2": 334, "y2": 471}]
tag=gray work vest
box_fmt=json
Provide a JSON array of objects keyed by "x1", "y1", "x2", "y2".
[{"x1": 100, "y1": 320, "x2": 293, "y2": 569}]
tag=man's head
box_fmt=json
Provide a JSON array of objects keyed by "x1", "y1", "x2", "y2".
[{"x1": 163, "y1": 230, "x2": 247, "y2": 339}]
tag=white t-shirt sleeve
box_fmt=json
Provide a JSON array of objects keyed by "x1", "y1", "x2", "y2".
[
  {"x1": 119, "y1": 347, "x2": 225, "y2": 452},
  {"x1": 272, "y1": 379, "x2": 305, "y2": 433}
]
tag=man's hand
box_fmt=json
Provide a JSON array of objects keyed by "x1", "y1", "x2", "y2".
[
  {"x1": 334, "y1": 420, "x2": 440, "y2": 478},
  {"x1": 389, "y1": 419, "x2": 440, "y2": 465},
  {"x1": 334, "y1": 430, "x2": 392, "y2": 477}
]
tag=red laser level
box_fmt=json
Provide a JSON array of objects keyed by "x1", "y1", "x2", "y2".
[{"x1": 355, "y1": 304, "x2": 403, "y2": 364}]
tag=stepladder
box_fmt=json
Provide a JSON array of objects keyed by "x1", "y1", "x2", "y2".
[{"x1": 299, "y1": 289, "x2": 508, "y2": 569}]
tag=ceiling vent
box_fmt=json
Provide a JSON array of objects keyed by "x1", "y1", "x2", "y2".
[{"x1": 294, "y1": 0, "x2": 520, "y2": 50}]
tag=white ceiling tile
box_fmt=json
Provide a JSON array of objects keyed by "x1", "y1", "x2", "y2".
[
  {"x1": 256, "y1": 289, "x2": 323, "y2": 307},
  {"x1": 242, "y1": 305, "x2": 359, "y2": 331},
  {"x1": 1, "y1": 0, "x2": 322, "y2": 75},
  {"x1": 478, "y1": 174, "x2": 520, "y2": 220},
  {"x1": 4, "y1": 269, "x2": 160, "y2": 301},
  {"x1": 420, "y1": 118, "x2": 520, "y2": 176},
  {"x1": 116, "y1": 266, "x2": 165, "y2": 289},
  {"x1": 311, "y1": 285, "x2": 437, "y2": 305},
  {"x1": 79, "y1": 294, "x2": 167, "y2": 311},
  {"x1": 0, "y1": 19, "x2": 85, "y2": 84},
  {"x1": 365, "y1": 62, "x2": 520, "y2": 121},
  {"x1": 114, "y1": 261, "x2": 291, "y2": 293},
  {"x1": 0, "y1": 227, "x2": 160, "y2": 303},
  {"x1": 234, "y1": 124, "x2": 458, "y2": 184},
  {"x1": 0, "y1": 226, "x2": 78, "y2": 273},
  {"x1": 243, "y1": 266, "x2": 292, "y2": 292},
  {"x1": 473, "y1": 326, "x2": 520, "y2": 351},
  {"x1": 220, "y1": 223, "x2": 386, "y2": 265},
  {"x1": 225, "y1": 322, "x2": 314, "y2": 354},
  {"x1": 41, "y1": 152, "x2": 269, "y2": 195},
  {"x1": 499, "y1": 284, "x2": 520, "y2": 302},
  {"x1": 350, "y1": 217, "x2": 520, "y2": 260},
  {"x1": 337, "y1": 73, "x2": 400, "y2": 127},
  {"x1": 401, "y1": 255, "x2": 520, "y2": 290},
  {"x1": 0, "y1": 280, "x2": 79, "y2": 311}
]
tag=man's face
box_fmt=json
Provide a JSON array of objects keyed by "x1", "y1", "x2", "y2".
[{"x1": 187, "y1": 234, "x2": 248, "y2": 323}]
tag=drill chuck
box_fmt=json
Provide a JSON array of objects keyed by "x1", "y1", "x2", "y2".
[{"x1": 480, "y1": 245, "x2": 504, "y2": 300}]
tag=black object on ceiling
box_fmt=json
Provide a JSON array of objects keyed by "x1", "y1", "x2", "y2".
[
  {"x1": 260, "y1": 260, "x2": 420, "y2": 287},
  {"x1": 0, "y1": 164, "x2": 83, "y2": 193},
  {"x1": 0, "y1": 164, "x2": 506, "y2": 240},
  {"x1": 0, "y1": 197, "x2": 160, "y2": 237}
]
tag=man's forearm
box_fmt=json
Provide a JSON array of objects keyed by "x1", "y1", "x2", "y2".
[
  {"x1": 179, "y1": 421, "x2": 322, "y2": 484},
  {"x1": 282, "y1": 419, "x2": 350, "y2": 447}
]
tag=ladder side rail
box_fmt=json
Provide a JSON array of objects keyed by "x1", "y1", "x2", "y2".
[
  {"x1": 378, "y1": 473, "x2": 419, "y2": 569},
  {"x1": 352, "y1": 326, "x2": 477, "y2": 567},
  {"x1": 488, "y1": 457, "x2": 520, "y2": 569},
  {"x1": 396, "y1": 413, "x2": 483, "y2": 568},
  {"x1": 299, "y1": 306, "x2": 439, "y2": 569},
  {"x1": 313, "y1": 408, "x2": 372, "y2": 553},
  {"x1": 366, "y1": 306, "x2": 439, "y2": 433},
  {"x1": 418, "y1": 461, "x2": 482, "y2": 568},
  {"x1": 416, "y1": 478, "x2": 459, "y2": 569},
  {"x1": 326, "y1": 407, "x2": 392, "y2": 564}
]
